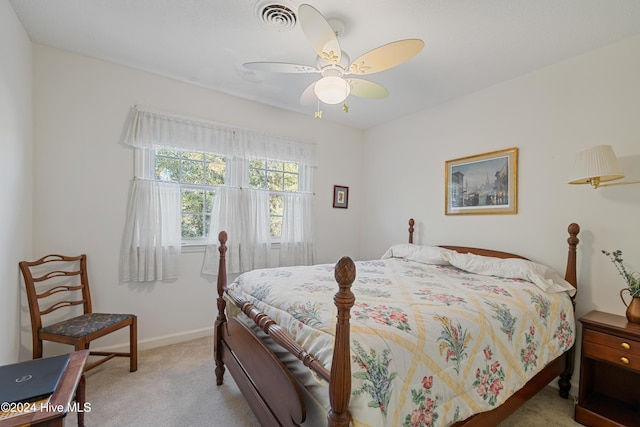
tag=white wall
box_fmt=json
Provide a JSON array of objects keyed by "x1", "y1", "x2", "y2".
[
  {"x1": 30, "y1": 45, "x2": 363, "y2": 354},
  {"x1": 13, "y1": 17, "x2": 640, "y2": 373},
  {"x1": 361, "y1": 35, "x2": 640, "y2": 388},
  {"x1": 0, "y1": 1, "x2": 33, "y2": 364}
]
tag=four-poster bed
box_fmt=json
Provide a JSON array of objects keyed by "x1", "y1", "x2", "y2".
[{"x1": 214, "y1": 219, "x2": 580, "y2": 426}]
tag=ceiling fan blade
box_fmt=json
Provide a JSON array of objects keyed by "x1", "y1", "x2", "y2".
[
  {"x1": 300, "y1": 81, "x2": 318, "y2": 105},
  {"x1": 346, "y1": 78, "x2": 389, "y2": 99},
  {"x1": 298, "y1": 4, "x2": 341, "y2": 65},
  {"x1": 243, "y1": 62, "x2": 319, "y2": 74},
  {"x1": 349, "y1": 39, "x2": 424, "y2": 75}
]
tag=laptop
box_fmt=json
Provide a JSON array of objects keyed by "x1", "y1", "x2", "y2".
[{"x1": 0, "y1": 353, "x2": 70, "y2": 404}]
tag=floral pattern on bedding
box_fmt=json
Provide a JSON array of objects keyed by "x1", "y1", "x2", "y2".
[{"x1": 227, "y1": 257, "x2": 575, "y2": 427}]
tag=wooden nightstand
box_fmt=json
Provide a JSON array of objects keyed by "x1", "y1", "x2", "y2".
[{"x1": 575, "y1": 310, "x2": 640, "y2": 426}]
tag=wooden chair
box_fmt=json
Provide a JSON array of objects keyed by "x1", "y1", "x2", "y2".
[{"x1": 19, "y1": 254, "x2": 137, "y2": 372}]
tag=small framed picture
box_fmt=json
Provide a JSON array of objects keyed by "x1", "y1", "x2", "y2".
[{"x1": 333, "y1": 185, "x2": 349, "y2": 209}]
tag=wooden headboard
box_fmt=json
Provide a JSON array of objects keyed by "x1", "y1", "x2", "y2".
[{"x1": 405, "y1": 218, "x2": 580, "y2": 291}]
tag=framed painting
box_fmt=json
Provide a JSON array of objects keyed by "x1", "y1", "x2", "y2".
[
  {"x1": 445, "y1": 147, "x2": 518, "y2": 215},
  {"x1": 333, "y1": 185, "x2": 349, "y2": 209}
]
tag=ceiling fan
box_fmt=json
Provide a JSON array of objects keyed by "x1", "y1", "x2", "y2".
[{"x1": 243, "y1": 3, "x2": 424, "y2": 116}]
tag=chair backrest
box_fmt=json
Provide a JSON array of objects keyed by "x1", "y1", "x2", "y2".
[{"x1": 19, "y1": 254, "x2": 93, "y2": 332}]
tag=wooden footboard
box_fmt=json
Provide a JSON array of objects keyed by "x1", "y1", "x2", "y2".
[
  {"x1": 215, "y1": 230, "x2": 355, "y2": 426},
  {"x1": 215, "y1": 220, "x2": 580, "y2": 427},
  {"x1": 220, "y1": 318, "x2": 305, "y2": 426},
  {"x1": 215, "y1": 231, "x2": 313, "y2": 425}
]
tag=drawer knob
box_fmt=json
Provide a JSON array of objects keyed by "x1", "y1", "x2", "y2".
[
  {"x1": 620, "y1": 356, "x2": 630, "y2": 364},
  {"x1": 621, "y1": 342, "x2": 631, "y2": 350}
]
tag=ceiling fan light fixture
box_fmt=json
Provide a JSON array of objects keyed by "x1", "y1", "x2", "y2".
[{"x1": 314, "y1": 76, "x2": 350, "y2": 104}]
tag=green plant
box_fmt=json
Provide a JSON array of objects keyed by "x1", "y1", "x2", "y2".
[{"x1": 602, "y1": 250, "x2": 640, "y2": 297}]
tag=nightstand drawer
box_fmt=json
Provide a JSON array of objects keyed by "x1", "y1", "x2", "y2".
[
  {"x1": 584, "y1": 329, "x2": 640, "y2": 356},
  {"x1": 583, "y1": 340, "x2": 640, "y2": 372}
]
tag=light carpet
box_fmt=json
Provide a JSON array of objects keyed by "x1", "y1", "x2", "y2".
[{"x1": 65, "y1": 336, "x2": 583, "y2": 427}]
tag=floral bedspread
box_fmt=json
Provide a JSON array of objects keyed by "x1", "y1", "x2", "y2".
[{"x1": 226, "y1": 257, "x2": 575, "y2": 427}]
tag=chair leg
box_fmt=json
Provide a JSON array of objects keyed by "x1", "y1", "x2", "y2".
[
  {"x1": 130, "y1": 317, "x2": 138, "y2": 372},
  {"x1": 33, "y1": 337, "x2": 43, "y2": 359}
]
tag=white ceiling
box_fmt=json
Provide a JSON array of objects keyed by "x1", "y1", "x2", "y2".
[{"x1": 9, "y1": 0, "x2": 640, "y2": 130}]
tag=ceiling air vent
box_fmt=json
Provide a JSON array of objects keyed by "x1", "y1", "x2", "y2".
[{"x1": 255, "y1": 1, "x2": 297, "y2": 31}]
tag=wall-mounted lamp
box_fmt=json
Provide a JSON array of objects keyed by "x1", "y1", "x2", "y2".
[{"x1": 568, "y1": 144, "x2": 640, "y2": 189}]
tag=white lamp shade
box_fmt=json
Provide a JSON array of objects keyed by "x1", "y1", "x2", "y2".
[
  {"x1": 314, "y1": 76, "x2": 350, "y2": 104},
  {"x1": 568, "y1": 144, "x2": 625, "y2": 185}
]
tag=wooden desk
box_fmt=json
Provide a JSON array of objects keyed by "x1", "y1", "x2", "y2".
[{"x1": 0, "y1": 350, "x2": 89, "y2": 427}]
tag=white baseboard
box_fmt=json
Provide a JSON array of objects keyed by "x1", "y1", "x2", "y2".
[{"x1": 91, "y1": 327, "x2": 214, "y2": 354}]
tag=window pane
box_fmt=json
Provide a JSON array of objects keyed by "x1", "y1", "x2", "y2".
[
  {"x1": 270, "y1": 216, "x2": 282, "y2": 238},
  {"x1": 156, "y1": 149, "x2": 222, "y2": 241},
  {"x1": 206, "y1": 154, "x2": 225, "y2": 163},
  {"x1": 206, "y1": 163, "x2": 225, "y2": 185},
  {"x1": 204, "y1": 190, "x2": 215, "y2": 213},
  {"x1": 270, "y1": 194, "x2": 284, "y2": 216},
  {"x1": 206, "y1": 155, "x2": 226, "y2": 186},
  {"x1": 182, "y1": 189, "x2": 204, "y2": 213},
  {"x1": 182, "y1": 214, "x2": 203, "y2": 238},
  {"x1": 250, "y1": 159, "x2": 265, "y2": 169},
  {"x1": 268, "y1": 160, "x2": 283, "y2": 171},
  {"x1": 183, "y1": 152, "x2": 204, "y2": 161},
  {"x1": 284, "y1": 162, "x2": 298, "y2": 173},
  {"x1": 156, "y1": 157, "x2": 180, "y2": 181},
  {"x1": 181, "y1": 159, "x2": 205, "y2": 184},
  {"x1": 249, "y1": 168, "x2": 267, "y2": 189},
  {"x1": 157, "y1": 149, "x2": 180, "y2": 158},
  {"x1": 267, "y1": 171, "x2": 283, "y2": 191},
  {"x1": 270, "y1": 194, "x2": 283, "y2": 237},
  {"x1": 283, "y1": 173, "x2": 298, "y2": 191}
]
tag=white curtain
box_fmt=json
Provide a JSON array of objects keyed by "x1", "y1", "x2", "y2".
[
  {"x1": 279, "y1": 192, "x2": 315, "y2": 266},
  {"x1": 279, "y1": 163, "x2": 315, "y2": 266},
  {"x1": 120, "y1": 105, "x2": 317, "y2": 166},
  {"x1": 201, "y1": 187, "x2": 271, "y2": 275},
  {"x1": 119, "y1": 179, "x2": 181, "y2": 282}
]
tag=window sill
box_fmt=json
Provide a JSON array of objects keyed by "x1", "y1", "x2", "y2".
[
  {"x1": 181, "y1": 244, "x2": 206, "y2": 253},
  {"x1": 180, "y1": 242, "x2": 281, "y2": 253}
]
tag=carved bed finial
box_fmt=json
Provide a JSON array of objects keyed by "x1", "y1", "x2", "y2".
[
  {"x1": 408, "y1": 218, "x2": 415, "y2": 244},
  {"x1": 564, "y1": 223, "x2": 580, "y2": 294}
]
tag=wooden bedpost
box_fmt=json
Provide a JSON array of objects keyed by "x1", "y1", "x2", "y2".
[
  {"x1": 328, "y1": 257, "x2": 356, "y2": 427},
  {"x1": 214, "y1": 231, "x2": 228, "y2": 386},
  {"x1": 564, "y1": 223, "x2": 580, "y2": 292},
  {"x1": 559, "y1": 222, "x2": 580, "y2": 398},
  {"x1": 408, "y1": 218, "x2": 415, "y2": 244}
]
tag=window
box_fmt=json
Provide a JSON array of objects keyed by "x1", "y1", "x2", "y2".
[
  {"x1": 154, "y1": 149, "x2": 300, "y2": 242},
  {"x1": 155, "y1": 149, "x2": 225, "y2": 242},
  {"x1": 248, "y1": 159, "x2": 299, "y2": 237},
  {"x1": 121, "y1": 106, "x2": 317, "y2": 274}
]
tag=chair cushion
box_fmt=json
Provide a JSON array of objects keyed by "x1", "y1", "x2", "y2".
[{"x1": 41, "y1": 313, "x2": 134, "y2": 338}]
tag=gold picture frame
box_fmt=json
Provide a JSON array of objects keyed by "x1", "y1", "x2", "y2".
[{"x1": 445, "y1": 147, "x2": 518, "y2": 215}]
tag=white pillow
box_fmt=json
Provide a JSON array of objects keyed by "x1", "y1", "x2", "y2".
[
  {"x1": 381, "y1": 244, "x2": 453, "y2": 265},
  {"x1": 442, "y1": 251, "x2": 576, "y2": 296}
]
